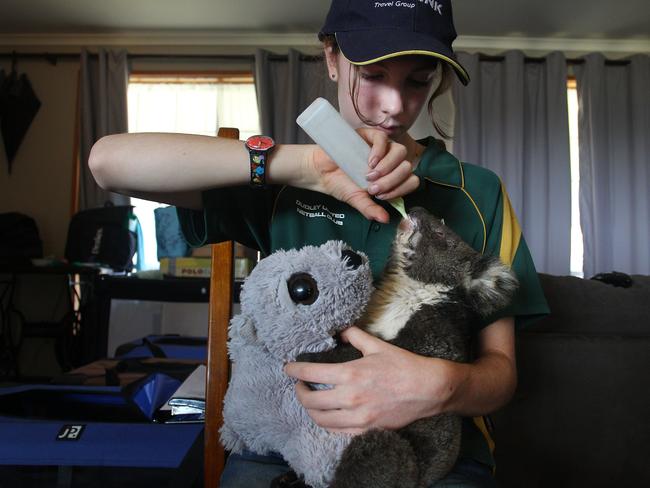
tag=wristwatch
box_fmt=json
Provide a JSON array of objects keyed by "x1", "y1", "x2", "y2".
[{"x1": 245, "y1": 135, "x2": 275, "y2": 188}]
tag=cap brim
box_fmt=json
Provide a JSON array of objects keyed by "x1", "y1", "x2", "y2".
[{"x1": 335, "y1": 30, "x2": 470, "y2": 85}]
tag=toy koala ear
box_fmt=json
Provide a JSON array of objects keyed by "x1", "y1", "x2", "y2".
[{"x1": 466, "y1": 256, "x2": 519, "y2": 316}]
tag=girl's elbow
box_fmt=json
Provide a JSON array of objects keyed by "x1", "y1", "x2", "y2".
[
  {"x1": 88, "y1": 136, "x2": 117, "y2": 191},
  {"x1": 502, "y1": 361, "x2": 518, "y2": 406}
]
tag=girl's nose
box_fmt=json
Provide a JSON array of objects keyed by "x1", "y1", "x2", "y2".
[{"x1": 381, "y1": 86, "x2": 404, "y2": 117}]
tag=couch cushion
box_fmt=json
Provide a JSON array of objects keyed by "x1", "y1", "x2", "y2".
[
  {"x1": 532, "y1": 273, "x2": 650, "y2": 335},
  {"x1": 493, "y1": 333, "x2": 650, "y2": 487},
  {"x1": 492, "y1": 274, "x2": 650, "y2": 487}
]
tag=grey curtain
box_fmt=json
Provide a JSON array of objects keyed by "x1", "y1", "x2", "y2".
[
  {"x1": 254, "y1": 49, "x2": 338, "y2": 144},
  {"x1": 452, "y1": 51, "x2": 571, "y2": 275},
  {"x1": 575, "y1": 54, "x2": 650, "y2": 277},
  {"x1": 79, "y1": 48, "x2": 130, "y2": 210}
]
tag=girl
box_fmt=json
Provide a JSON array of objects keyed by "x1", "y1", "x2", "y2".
[{"x1": 90, "y1": 1, "x2": 548, "y2": 486}]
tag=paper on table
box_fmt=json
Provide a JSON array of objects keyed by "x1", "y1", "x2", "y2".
[{"x1": 167, "y1": 364, "x2": 206, "y2": 414}]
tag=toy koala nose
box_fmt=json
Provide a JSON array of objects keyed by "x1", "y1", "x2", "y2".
[
  {"x1": 341, "y1": 249, "x2": 363, "y2": 269},
  {"x1": 287, "y1": 273, "x2": 319, "y2": 305}
]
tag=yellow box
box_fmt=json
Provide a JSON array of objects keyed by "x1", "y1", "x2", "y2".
[{"x1": 159, "y1": 257, "x2": 212, "y2": 278}]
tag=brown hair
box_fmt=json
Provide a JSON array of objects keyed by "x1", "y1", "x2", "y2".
[{"x1": 321, "y1": 34, "x2": 454, "y2": 139}]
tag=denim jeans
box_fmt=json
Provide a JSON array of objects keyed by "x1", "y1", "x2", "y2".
[{"x1": 220, "y1": 450, "x2": 498, "y2": 488}]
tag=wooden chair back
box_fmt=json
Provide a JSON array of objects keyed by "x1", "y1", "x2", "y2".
[{"x1": 204, "y1": 127, "x2": 239, "y2": 487}]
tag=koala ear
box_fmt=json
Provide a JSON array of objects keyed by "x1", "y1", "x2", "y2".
[
  {"x1": 229, "y1": 314, "x2": 258, "y2": 345},
  {"x1": 466, "y1": 256, "x2": 519, "y2": 316}
]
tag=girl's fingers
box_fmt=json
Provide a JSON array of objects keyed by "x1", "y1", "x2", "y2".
[
  {"x1": 370, "y1": 140, "x2": 408, "y2": 176},
  {"x1": 307, "y1": 406, "x2": 373, "y2": 430},
  {"x1": 344, "y1": 191, "x2": 391, "y2": 223},
  {"x1": 295, "y1": 381, "x2": 354, "y2": 411},
  {"x1": 314, "y1": 127, "x2": 420, "y2": 221},
  {"x1": 367, "y1": 160, "x2": 416, "y2": 197},
  {"x1": 374, "y1": 174, "x2": 421, "y2": 201},
  {"x1": 285, "y1": 361, "x2": 351, "y2": 385},
  {"x1": 358, "y1": 128, "x2": 389, "y2": 169},
  {"x1": 363, "y1": 137, "x2": 416, "y2": 198}
]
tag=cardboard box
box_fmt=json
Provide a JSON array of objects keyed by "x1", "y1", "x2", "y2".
[{"x1": 159, "y1": 257, "x2": 212, "y2": 278}]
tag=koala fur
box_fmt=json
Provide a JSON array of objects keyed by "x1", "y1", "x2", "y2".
[
  {"x1": 299, "y1": 207, "x2": 519, "y2": 488},
  {"x1": 220, "y1": 240, "x2": 374, "y2": 488}
]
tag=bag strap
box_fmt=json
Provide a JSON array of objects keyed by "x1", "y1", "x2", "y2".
[
  {"x1": 133, "y1": 216, "x2": 144, "y2": 271},
  {"x1": 143, "y1": 337, "x2": 167, "y2": 358}
]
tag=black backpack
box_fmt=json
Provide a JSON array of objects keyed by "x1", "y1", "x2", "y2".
[
  {"x1": 0, "y1": 212, "x2": 43, "y2": 266},
  {"x1": 64, "y1": 204, "x2": 139, "y2": 271}
]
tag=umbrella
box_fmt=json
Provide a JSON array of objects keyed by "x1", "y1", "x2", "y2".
[{"x1": 0, "y1": 60, "x2": 42, "y2": 174}]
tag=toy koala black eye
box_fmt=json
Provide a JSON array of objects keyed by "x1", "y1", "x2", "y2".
[{"x1": 287, "y1": 273, "x2": 319, "y2": 305}]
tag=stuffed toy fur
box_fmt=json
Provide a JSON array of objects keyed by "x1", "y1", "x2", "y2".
[
  {"x1": 299, "y1": 207, "x2": 519, "y2": 487},
  {"x1": 220, "y1": 240, "x2": 374, "y2": 488},
  {"x1": 221, "y1": 207, "x2": 518, "y2": 488}
]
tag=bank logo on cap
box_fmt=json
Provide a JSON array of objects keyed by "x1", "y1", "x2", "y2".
[
  {"x1": 374, "y1": 0, "x2": 443, "y2": 15},
  {"x1": 421, "y1": 0, "x2": 443, "y2": 14}
]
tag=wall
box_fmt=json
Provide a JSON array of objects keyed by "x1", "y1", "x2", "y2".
[{"x1": 0, "y1": 56, "x2": 78, "y2": 257}]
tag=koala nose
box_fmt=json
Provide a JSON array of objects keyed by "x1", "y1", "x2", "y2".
[{"x1": 341, "y1": 250, "x2": 363, "y2": 269}]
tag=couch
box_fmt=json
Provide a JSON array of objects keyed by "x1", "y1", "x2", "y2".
[{"x1": 492, "y1": 273, "x2": 650, "y2": 487}]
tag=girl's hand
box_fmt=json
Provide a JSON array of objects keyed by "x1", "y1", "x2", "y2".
[
  {"x1": 284, "y1": 327, "x2": 456, "y2": 434},
  {"x1": 303, "y1": 129, "x2": 420, "y2": 223}
]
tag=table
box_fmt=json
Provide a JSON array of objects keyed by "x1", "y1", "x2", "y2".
[
  {"x1": 0, "y1": 263, "x2": 100, "y2": 378},
  {"x1": 1, "y1": 265, "x2": 241, "y2": 377},
  {"x1": 92, "y1": 275, "x2": 241, "y2": 359}
]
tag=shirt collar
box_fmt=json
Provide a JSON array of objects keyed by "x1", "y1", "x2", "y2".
[{"x1": 413, "y1": 137, "x2": 465, "y2": 189}]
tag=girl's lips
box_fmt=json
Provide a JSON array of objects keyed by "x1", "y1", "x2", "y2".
[{"x1": 378, "y1": 125, "x2": 401, "y2": 135}]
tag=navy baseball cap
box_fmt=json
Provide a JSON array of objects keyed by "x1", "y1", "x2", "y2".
[{"x1": 320, "y1": 0, "x2": 470, "y2": 85}]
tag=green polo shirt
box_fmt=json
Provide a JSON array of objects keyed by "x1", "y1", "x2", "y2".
[{"x1": 176, "y1": 136, "x2": 549, "y2": 466}]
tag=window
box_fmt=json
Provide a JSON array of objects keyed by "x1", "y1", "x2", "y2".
[
  {"x1": 127, "y1": 73, "x2": 261, "y2": 270},
  {"x1": 567, "y1": 78, "x2": 584, "y2": 277}
]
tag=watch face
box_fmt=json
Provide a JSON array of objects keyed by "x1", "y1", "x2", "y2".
[{"x1": 246, "y1": 135, "x2": 274, "y2": 151}]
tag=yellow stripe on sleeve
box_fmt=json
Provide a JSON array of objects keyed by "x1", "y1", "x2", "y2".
[
  {"x1": 499, "y1": 181, "x2": 522, "y2": 267},
  {"x1": 473, "y1": 416, "x2": 495, "y2": 454}
]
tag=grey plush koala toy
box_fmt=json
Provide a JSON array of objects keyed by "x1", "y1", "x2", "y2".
[
  {"x1": 220, "y1": 240, "x2": 374, "y2": 488},
  {"x1": 298, "y1": 206, "x2": 519, "y2": 488}
]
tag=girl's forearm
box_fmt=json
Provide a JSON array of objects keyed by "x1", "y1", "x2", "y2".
[
  {"x1": 439, "y1": 316, "x2": 517, "y2": 417},
  {"x1": 88, "y1": 132, "x2": 314, "y2": 208},
  {"x1": 439, "y1": 350, "x2": 517, "y2": 418}
]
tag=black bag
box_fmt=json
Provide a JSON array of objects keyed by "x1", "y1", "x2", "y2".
[
  {"x1": 65, "y1": 204, "x2": 138, "y2": 271},
  {"x1": 0, "y1": 212, "x2": 43, "y2": 265}
]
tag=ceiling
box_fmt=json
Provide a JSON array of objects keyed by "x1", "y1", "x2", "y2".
[{"x1": 0, "y1": 0, "x2": 648, "y2": 42}]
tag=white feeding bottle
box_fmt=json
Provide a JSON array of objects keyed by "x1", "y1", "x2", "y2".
[{"x1": 296, "y1": 97, "x2": 408, "y2": 219}]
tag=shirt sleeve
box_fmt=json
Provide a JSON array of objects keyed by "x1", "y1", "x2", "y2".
[
  {"x1": 482, "y1": 180, "x2": 550, "y2": 329},
  {"x1": 175, "y1": 185, "x2": 280, "y2": 256}
]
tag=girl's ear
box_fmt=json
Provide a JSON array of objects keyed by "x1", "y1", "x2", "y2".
[{"x1": 324, "y1": 46, "x2": 339, "y2": 81}]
